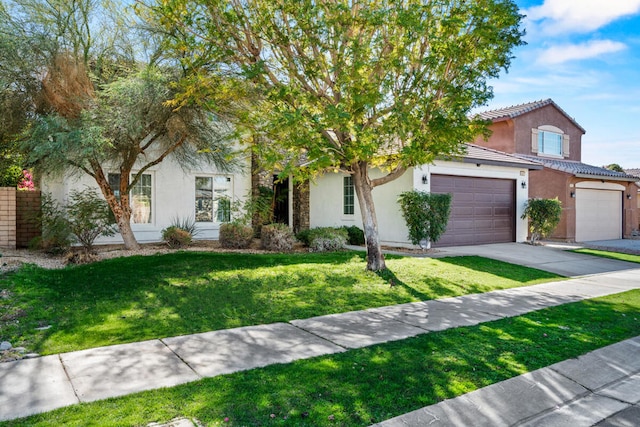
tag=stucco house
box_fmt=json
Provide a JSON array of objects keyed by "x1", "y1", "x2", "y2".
[
  {"x1": 303, "y1": 144, "x2": 541, "y2": 248},
  {"x1": 43, "y1": 154, "x2": 251, "y2": 245},
  {"x1": 472, "y1": 99, "x2": 638, "y2": 242}
]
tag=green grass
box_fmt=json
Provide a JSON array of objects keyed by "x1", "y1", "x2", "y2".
[
  {"x1": 572, "y1": 248, "x2": 640, "y2": 264},
  {"x1": 4, "y1": 289, "x2": 639, "y2": 427},
  {"x1": 0, "y1": 251, "x2": 561, "y2": 355}
]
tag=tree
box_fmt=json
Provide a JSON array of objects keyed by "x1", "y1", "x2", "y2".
[
  {"x1": 605, "y1": 163, "x2": 625, "y2": 173},
  {"x1": 5, "y1": 0, "x2": 238, "y2": 249},
  {"x1": 23, "y1": 65, "x2": 237, "y2": 249},
  {"x1": 149, "y1": 0, "x2": 524, "y2": 270}
]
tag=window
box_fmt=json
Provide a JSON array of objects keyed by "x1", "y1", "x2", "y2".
[
  {"x1": 538, "y1": 131, "x2": 563, "y2": 156},
  {"x1": 343, "y1": 176, "x2": 354, "y2": 215},
  {"x1": 195, "y1": 175, "x2": 232, "y2": 223},
  {"x1": 108, "y1": 173, "x2": 152, "y2": 224}
]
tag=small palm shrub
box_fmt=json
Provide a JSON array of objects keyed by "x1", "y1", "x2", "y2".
[
  {"x1": 162, "y1": 226, "x2": 192, "y2": 249},
  {"x1": 261, "y1": 223, "x2": 296, "y2": 252},
  {"x1": 219, "y1": 221, "x2": 254, "y2": 249}
]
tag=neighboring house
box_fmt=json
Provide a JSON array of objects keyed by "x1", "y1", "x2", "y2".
[
  {"x1": 625, "y1": 168, "x2": 640, "y2": 232},
  {"x1": 473, "y1": 99, "x2": 639, "y2": 242},
  {"x1": 43, "y1": 155, "x2": 251, "y2": 245},
  {"x1": 304, "y1": 144, "x2": 542, "y2": 248}
]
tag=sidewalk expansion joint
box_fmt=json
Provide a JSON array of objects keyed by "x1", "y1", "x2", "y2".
[
  {"x1": 58, "y1": 354, "x2": 81, "y2": 404},
  {"x1": 286, "y1": 321, "x2": 349, "y2": 350},
  {"x1": 159, "y1": 338, "x2": 202, "y2": 379}
]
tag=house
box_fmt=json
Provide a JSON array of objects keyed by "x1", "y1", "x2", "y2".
[
  {"x1": 304, "y1": 144, "x2": 542, "y2": 248},
  {"x1": 625, "y1": 168, "x2": 640, "y2": 232},
  {"x1": 472, "y1": 99, "x2": 638, "y2": 242},
  {"x1": 43, "y1": 155, "x2": 251, "y2": 245}
]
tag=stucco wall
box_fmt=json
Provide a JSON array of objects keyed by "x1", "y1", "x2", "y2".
[
  {"x1": 43, "y1": 155, "x2": 251, "y2": 245},
  {"x1": 513, "y1": 104, "x2": 583, "y2": 161},
  {"x1": 309, "y1": 161, "x2": 531, "y2": 247}
]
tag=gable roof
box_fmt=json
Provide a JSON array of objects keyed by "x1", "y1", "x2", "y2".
[
  {"x1": 476, "y1": 99, "x2": 587, "y2": 134},
  {"x1": 517, "y1": 155, "x2": 638, "y2": 182}
]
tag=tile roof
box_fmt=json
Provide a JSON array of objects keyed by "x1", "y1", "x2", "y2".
[
  {"x1": 625, "y1": 168, "x2": 640, "y2": 178},
  {"x1": 458, "y1": 144, "x2": 542, "y2": 169},
  {"x1": 517, "y1": 155, "x2": 639, "y2": 181},
  {"x1": 476, "y1": 99, "x2": 586, "y2": 133}
]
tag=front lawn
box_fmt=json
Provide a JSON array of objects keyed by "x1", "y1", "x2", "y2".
[
  {"x1": 5, "y1": 289, "x2": 639, "y2": 427},
  {"x1": 0, "y1": 251, "x2": 561, "y2": 354},
  {"x1": 572, "y1": 248, "x2": 640, "y2": 264}
]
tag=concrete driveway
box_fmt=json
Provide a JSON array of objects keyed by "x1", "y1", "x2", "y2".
[{"x1": 433, "y1": 242, "x2": 640, "y2": 277}]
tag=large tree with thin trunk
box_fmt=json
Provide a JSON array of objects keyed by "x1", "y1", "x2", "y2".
[
  {"x1": 5, "y1": 0, "x2": 238, "y2": 249},
  {"x1": 149, "y1": 0, "x2": 524, "y2": 270}
]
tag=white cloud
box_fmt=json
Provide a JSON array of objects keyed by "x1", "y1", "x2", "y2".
[
  {"x1": 525, "y1": 0, "x2": 640, "y2": 33},
  {"x1": 537, "y1": 40, "x2": 627, "y2": 64}
]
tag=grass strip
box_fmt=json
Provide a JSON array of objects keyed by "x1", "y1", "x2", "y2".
[
  {"x1": 5, "y1": 289, "x2": 639, "y2": 427},
  {"x1": 0, "y1": 252, "x2": 560, "y2": 354},
  {"x1": 572, "y1": 248, "x2": 640, "y2": 264}
]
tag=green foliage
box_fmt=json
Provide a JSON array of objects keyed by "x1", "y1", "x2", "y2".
[
  {"x1": 0, "y1": 164, "x2": 23, "y2": 187},
  {"x1": 161, "y1": 226, "x2": 192, "y2": 249},
  {"x1": 151, "y1": 0, "x2": 524, "y2": 270},
  {"x1": 341, "y1": 225, "x2": 365, "y2": 245},
  {"x1": 296, "y1": 227, "x2": 349, "y2": 252},
  {"x1": 65, "y1": 188, "x2": 117, "y2": 253},
  {"x1": 30, "y1": 193, "x2": 72, "y2": 254},
  {"x1": 521, "y1": 198, "x2": 562, "y2": 245},
  {"x1": 244, "y1": 185, "x2": 275, "y2": 235},
  {"x1": 219, "y1": 221, "x2": 254, "y2": 249},
  {"x1": 261, "y1": 223, "x2": 296, "y2": 252},
  {"x1": 398, "y1": 191, "x2": 452, "y2": 246},
  {"x1": 168, "y1": 216, "x2": 200, "y2": 237}
]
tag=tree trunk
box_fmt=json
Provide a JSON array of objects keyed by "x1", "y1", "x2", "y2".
[
  {"x1": 92, "y1": 166, "x2": 140, "y2": 250},
  {"x1": 352, "y1": 161, "x2": 386, "y2": 271}
]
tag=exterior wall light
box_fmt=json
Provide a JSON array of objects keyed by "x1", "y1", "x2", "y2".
[
  {"x1": 570, "y1": 191, "x2": 576, "y2": 198},
  {"x1": 422, "y1": 175, "x2": 428, "y2": 185},
  {"x1": 627, "y1": 194, "x2": 632, "y2": 200},
  {"x1": 521, "y1": 180, "x2": 527, "y2": 189}
]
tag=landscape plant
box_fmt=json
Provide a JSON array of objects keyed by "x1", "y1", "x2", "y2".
[
  {"x1": 29, "y1": 192, "x2": 72, "y2": 254},
  {"x1": 65, "y1": 188, "x2": 117, "y2": 254},
  {"x1": 398, "y1": 191, "x2": 452, "y2": 248},
  {"x1": 521, "y1": 198, "x2": 562, "y2": 245},
  {"x1": 150, "y1": 0, "x2": 524, "y2": 271},
  {"x1": 261, "y1": 223, "x2": 296, "y2": 252},
  {"x1": 161, "y1": 226, "x2": 192, "y2": 249},
  {"x1": 219, "y1": 221, "x2": 254, "y2": 249}
]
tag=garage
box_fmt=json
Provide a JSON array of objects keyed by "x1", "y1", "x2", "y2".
[
  {"x1": 575, "y1": 188, "x2": 622, "y2": 241},
  {"x1": 431, "y1": 175, "x2": 515, "y2": 247}
]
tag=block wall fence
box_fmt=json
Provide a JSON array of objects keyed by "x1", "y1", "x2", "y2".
[{"x1": 0, "y1": 187, "x2": 41, "y2": 249}]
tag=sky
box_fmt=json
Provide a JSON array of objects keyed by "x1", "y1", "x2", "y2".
[{"x1": 484, "y1": 0, "x2": 640, "y2": 168}]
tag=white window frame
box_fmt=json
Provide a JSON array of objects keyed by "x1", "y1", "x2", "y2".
[
  {"x1": 343, "y1": 176, "x2": 355, "y2": 216},
  {"x1": 107, "y1": 172, "x2": 154, "y2": 225},
  {"x1": 195, "y1": 175, "x2": 233, "y2": 224},
  {"x1": 531, "y1": 125, "x2": 569, "y2": 158}
]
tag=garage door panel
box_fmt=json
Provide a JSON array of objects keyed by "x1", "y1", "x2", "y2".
[
  {"x1": 575, "y1": 189, "x2": 621, "y2": 241},
  {"x1": 431, "y1": 175, "x2": 515, "y2": 247}
]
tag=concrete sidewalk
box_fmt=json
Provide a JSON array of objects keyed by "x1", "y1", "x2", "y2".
[{"x1": 0, "y1": 244, "x2": 639, "y2": 424}]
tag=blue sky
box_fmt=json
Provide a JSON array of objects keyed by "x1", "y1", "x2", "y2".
[{"x1": 484, "y1": 0, "x2": 640, "y2": 168}]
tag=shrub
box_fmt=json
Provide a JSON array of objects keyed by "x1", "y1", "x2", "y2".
[
  {"x1": 521, "y1": 198, "x2": 562, "y2": 245},
  {"x1": 162, "y1": 226, "x2": 192, "y2": 249},
  {"x1": 30, "y1": 193, "x2": 72, "y2": 254},
  {"x1": 341, "y1": 225, "x2": 365, "y2": 245},
  {"x1": 66, "y1": 188, "x2": 117, "y2": 253},
  {"x1": 168, "y1": 216, "x2": 200, "y2": 238},
  {"x1": 219, "y1": 221, "x2": 254, "y2": 249},
  {"x1": 65, "y1": 251, "x2": 99, "y2": 265},
  {"x1": 297, "y1": 227, "x2": 348, "y2": 252},
  {"x1": 397, "y1": 191, "x2": 452, "y2": 247},
  {"x1": 261, "y1": 223, "x2": 296, "y2": 252}
]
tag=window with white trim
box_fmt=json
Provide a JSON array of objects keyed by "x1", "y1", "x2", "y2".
[
  {"x1": 195, "y1": 175, "x2": 232, "y2": 223},
  {"x1": 538, "y1": 131, "x2": 562, "y2": 156},
  {"x1": 343, "y1": 176, "x2": 354, "y2": 215},
  {"x1": 108, "y1": 173, "x2": 153, "y2": 224}
]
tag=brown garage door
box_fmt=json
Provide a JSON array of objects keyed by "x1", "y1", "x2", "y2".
[{"x1": 431, "y1": 175, "x2": 515, "y2": 247}]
